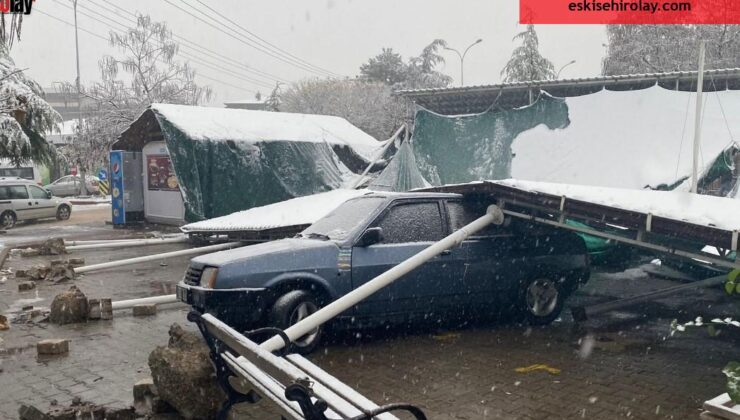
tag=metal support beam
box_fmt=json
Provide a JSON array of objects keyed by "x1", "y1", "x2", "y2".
[
  {"x1": 260, "y1": 205, "x2": 506, "y2": 353},
  {"x1": 501, "y1": 208, "x2": 740, "y2": 271},
  {"x1": 67, "y1": 236, "x2": 188, "y2": 250},
  {"x1": 571, "y1": 274, "x2": 727, "y2": 321}
]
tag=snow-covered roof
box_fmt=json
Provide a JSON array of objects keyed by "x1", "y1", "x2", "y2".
[
  {"x1": 181, "y1": 189, "x2": 368, "y2": 233},
  {"x1": 510, "y1": 86, "x2": 740, "y2": 190},
  {"x1": 150, "y1": 103, "x2": 380, "y2": 158},
  {"x1": 496, "y1": 179, "x2": 740, "y2": 232}
]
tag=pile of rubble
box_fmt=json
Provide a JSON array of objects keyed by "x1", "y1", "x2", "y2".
[{"x1": 11, "y1": 238, "x2": 84, "y2": 291}]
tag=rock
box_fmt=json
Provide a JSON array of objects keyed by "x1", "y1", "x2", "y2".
[
  {"x1": 18, "y1": 404, "x2": 50, "y2": 420},
  {"x1": 133, "y1": 304, "x2": 157, "y2": 317},
  {"x1": 49, "y1": 286, "x2": 88, "y2": 325},
  {"x1": 20, "y1": 248, "x2": 40, "y2": 258},
  {"x1": 37, "y1": 339, "x2": 70, "y2": 355},
  {"x1": 45, "y1": 264, "x2": 75, "y2": 284},
  {"x1": 18, "y1": 281, "x2": 36, "y2": 291},
  {"x1": 38, "y1": 238, "x2": 66, "y2": 256},
  {"x1": 149, "y1": 323, "x2": 226, "y2": 419},
  {"x1": 0, "y1": 314, "x2": 8, "y2": 330},
  {"x1": 27, "y1": 265, "x2": 51, "y2": 280},
  {"x1": 15, "y1": 268, "x2": 27, "y2": 278}
]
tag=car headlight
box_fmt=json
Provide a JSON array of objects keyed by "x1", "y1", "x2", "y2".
[{"x1": 199, "y1": 267, "x2": 219, "y2": 288}]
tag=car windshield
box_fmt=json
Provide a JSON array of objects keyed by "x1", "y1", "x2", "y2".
[{"x1": 301, "y1": 196, "x2": 385, "y2": 241}]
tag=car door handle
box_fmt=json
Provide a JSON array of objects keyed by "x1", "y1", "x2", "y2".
[{"x1": 440, "y1": 250, "x2": 452, "y2": 256}]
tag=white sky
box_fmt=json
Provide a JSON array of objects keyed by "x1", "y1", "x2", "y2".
[{"x1": 12, "y1": 0, "x2": 607, "y2": 106}]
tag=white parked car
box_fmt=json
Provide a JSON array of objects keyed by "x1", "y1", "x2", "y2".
[{"x1": 0, "y1": 177, "x2": 72, "y2": 228}]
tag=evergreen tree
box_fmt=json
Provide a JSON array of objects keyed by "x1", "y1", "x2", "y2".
[
  {"x1": 500, "y1": 25, "x2": 555, "y2": 82},
  {"x1": 603, "y1": 25, "x2": 740, "y2": 75},
  {"x1": 359, "y1": 41, "x2": 452, "y2": 89}
]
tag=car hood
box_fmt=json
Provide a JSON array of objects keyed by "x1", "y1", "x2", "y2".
[{"x1": 191, "y1": 238, "x2": 338, "y2": 268}]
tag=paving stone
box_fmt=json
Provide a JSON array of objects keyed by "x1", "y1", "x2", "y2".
[
  {"x1": 132, "y1": 304, "x2": 157, "y2": 317},
  {"x1": 37, "y1": 339, "x2": 70, "y2": 356}
]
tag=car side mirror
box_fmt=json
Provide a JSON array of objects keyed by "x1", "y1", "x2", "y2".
[
  {"x1": 45, "y1": 190, "x2": 52, "y2": 199},
  {"x1": 357, "y1": 227, "x2": 383, "y2": 247}
]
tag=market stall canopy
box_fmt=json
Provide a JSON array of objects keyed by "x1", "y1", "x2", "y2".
[
  {"x1": 412, "y1": 86, "x2": 740, "y2": 194},
  {"x1": 114, "y1": 104, "x2": 383, "y2": 222}
]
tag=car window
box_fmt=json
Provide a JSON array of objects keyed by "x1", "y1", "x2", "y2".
[
  {"x1": 0, "y1": 186, "x2": 9, "y2": 200},
  {"x1": 303, "y1": 197, "x2": 386, "y2": 241},
  {"x1": 8, "y1": 185, "x2": 29, "y2": 199},
  {"x1": 446, "y1": 201, "x2": 503, "y2": 236},
  {"x1": 28, "y1": 185, "x2": 48, "y2": 199},
  {"x1": 376, "y1": 201, "x2": 444, "y2": 243}
]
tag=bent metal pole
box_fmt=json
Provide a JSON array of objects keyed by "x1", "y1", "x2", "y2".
[
  {"x1": 260, "y1": 205, "x2": 505, "y2": 353},
  {"x1": 73, "y1": 242, "x2": 242, "y2": 274}
]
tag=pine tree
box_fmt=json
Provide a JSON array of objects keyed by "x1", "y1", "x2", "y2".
[{"x1": 500, "y1": 25, "x2": 555, "y2": 82}]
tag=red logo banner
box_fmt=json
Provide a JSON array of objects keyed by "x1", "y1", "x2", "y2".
[{"x1": 520, "y1": 0, "x2": 740, "y2": 24}]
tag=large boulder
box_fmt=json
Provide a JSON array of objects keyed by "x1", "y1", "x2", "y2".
[
  {"x1": 148, "y1": 324, "x2": 226, "y2": 419},
  {"x1": 49, "y1": 286, "x2": 88, "y2": 325}
]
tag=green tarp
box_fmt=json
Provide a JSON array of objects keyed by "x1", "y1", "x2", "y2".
[
  {"x1": 368, "y1": 140, "x2": 430, "y2": 192},
  {"x1": 412, "y1": 95, "x2": 570, "y2": 185}
]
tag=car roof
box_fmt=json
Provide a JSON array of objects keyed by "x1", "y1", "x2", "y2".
[
  {"x1": 0, "y1": 177, "x2": 37, "y2": 185},
  {"x1": 356, "y1": 190, "x2": 463, "y2": 200}
]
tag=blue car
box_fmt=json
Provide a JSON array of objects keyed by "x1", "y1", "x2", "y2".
[{"x1": 177, "y1": 192, "x2": 590, "y2": 353}]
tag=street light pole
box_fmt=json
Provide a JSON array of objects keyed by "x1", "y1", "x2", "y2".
[
  {"x1": 556, "y1": 60, "x2": 576, "y2": 79},
  {"x1": 71, "y1": 0, "x2": 88, "y2": 195},
  {"x1": 444, "y1": 38, "x2": 483, "y2": 86}
]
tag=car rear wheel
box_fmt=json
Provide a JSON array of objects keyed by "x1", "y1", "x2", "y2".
[
  {"x1": 520, "y1": 277, "x2": 564, "y2": 325},
  {"x1": 1, "y1": 211, "x2": 16, "y2": 229},
  {"x1": 56, "y1": 205, "x2": 71, "y2": 221},
  {"x1": 269, "y1": 290, "x2": 322, "y2": 354}
]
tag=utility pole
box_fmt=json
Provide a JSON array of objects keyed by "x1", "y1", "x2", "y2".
[
  {"x1": 444, "y1": 39, "x2": 483, "y2": 86},
  {"x1": 72, "y1": 0, "x2": 88, "y2": 195},
  {"x1": 690, "y1": 41, "x2": 705, "y2": 194}
]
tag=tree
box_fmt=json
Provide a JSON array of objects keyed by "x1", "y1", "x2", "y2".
[
  {"x1": 279, "y1": 78, "x2": 409, "y2": 140},
  {"x1": 603, "y1": 25, "x2": 740, "y2": 75},
  {"x1": 500, "y1": 25, "x2": 555, "y2": 82},
  {"x1": 64, "y1": 15, "x2": 212, "y2": 183},
  {"x1": 0, "y1": 18, "x2": 60, "y2": 166},
  {"x1": 360, "y1": 40, "x2": 452, "y2": 90}
]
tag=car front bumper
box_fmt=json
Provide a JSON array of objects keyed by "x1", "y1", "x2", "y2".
[{"x1": 176, "y1": 282, "x2": 271, "y2": 327}]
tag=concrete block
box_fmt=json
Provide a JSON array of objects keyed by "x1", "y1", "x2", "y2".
[
  {"x1": 87, "y1": 298, "x2": 101, "y2": 320},
  {"x1": 100, "y1": 298, "x2": 113, "y2": 320},
  {"x1": 37, "y1": 339, "x2": 69, "y2": 355},
  {"x1": 18, "y1": 404, "x2": 50, "y2": 420},
  {"x1": 20, "y1": 248, "x2": 40, "y2": 257},
  {"x1": 67, "y1": 257, "x2": 85, "y2": 266},
  {"x1": 15, "y1": 269, "x2": 27, "y2": 278},
  {"x1": 18, "y1": 281, "x2": 36, "y2": 291},
  {"x1": 132, "y1": 304, "x2": 157, "y2": 317}
]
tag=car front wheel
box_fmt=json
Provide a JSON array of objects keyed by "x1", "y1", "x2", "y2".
[
  {"x1": 269, "y1": 290, "x2": 322, "y2": 354},
  {"x1": 1, "y1": 211, "x2": 16, "y2": 229},
  {"x1": 56, "y1": 205, "x2": 71, "y2": 221},
  {"x1": 520, "y1": 277, "x2": 564, "y2": 326}
]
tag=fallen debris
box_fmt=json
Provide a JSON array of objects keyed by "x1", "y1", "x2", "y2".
[
  {"x1": 100, "y1": 298, "x2": 113, "y2": 320},
  {"x1": 10, "y1": 307, "x2": 49, "y2": 325},
  {"x1": 0, "y1": 314, "x2": 8, "y2": 330},
  {"x1": 38, "y1": 238, "x2": 67, "y2": 256},
  {"x1": 133, "y1": 377, "x2": 176, "y2": 416},
  {"x1": 20, "y1": 248, "x2": 40, "y2": 258},
  {"x1": 49, "y1": 285, "x2": 88, "y2": 325},
  {"x1": 19, "y1": 399, "x2": 136, "y2": 420},
  {"x1": 514, "y1": 364, "x2": 562, "y2": 375},
  {"x1": 18, "y1": 281, "x2": 36, "y2": 291},
  {"x1": 132, "y1": 303, "x2": 157, "y2": 317},
  {"x1": 15, "y1": 268, "x2": 27, "y2": 278},
  {"x1": 26, "y1": 265, "x2": 51, "y2": 280},
  {"x1": 148, "y1": 323, "x2": 226, "y2": 419},
  {"x1": 46, "y1": 263, "x2": 75, "y2": 284},
  {"x1": 88, "y1": 298, "x2": 101, "y2": 320},
  {"x1": 37, "y1": 339, "x2": 69, "y2": 355}
]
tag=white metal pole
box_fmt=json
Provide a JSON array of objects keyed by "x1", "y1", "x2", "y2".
[
  {"x1": 74, "y1": 242, "x2": 242, "y2": 274},
  {"x1": 351, "y1": 124, "x2": 406, "y2": 189},
  {"x1": 691, "y1": 41, "x2": 706, "y2": 194},
  {"x1": 111, "y1": 294, "x2": 180, "y2": 310},
  {"x1": 260, "y1": 205, "x2": 505, "y2": 352},
  {"x1": 67, "y1": 236, "x2": 188, "y2": 250}
]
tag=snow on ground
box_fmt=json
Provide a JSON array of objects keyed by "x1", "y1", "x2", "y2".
[
  {"x1": 497, "y1": 179, "x2": 740, "y2": 231},
  {"x1": 511, "y1": 86, "x2": 740, "y2": 190},
  {"x1": 181, "y1": 189, "x2": 368, "y2": 232},
  {"x1": 151, "y1": 103, "x2": 381, "y2": 159}
]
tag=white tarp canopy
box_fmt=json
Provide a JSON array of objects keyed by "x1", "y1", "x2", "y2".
[
  {"x1": 150, "y1": 103, "x2": 380, "y2": 159},
  {"x1": 511, "y1": 86, "x2": 740, "y2": 190},
  {"x1": 181, "y1": 189, "x2": 367, "y2": 233},
  {"x1": 497, "y1": 179, "x2": 740, "y2": 232}
]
